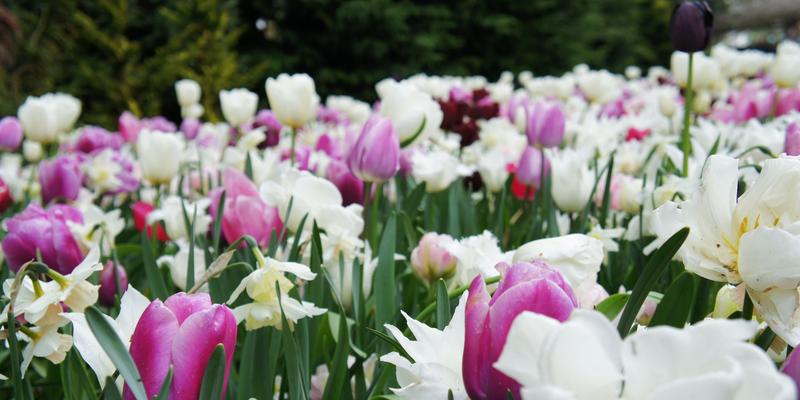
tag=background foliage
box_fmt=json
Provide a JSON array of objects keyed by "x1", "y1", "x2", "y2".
[{"x1": 1, "y1": 0, "x2": 674, "y2": 127}]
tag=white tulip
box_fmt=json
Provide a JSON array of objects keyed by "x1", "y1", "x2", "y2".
[
  {"x1": 376, "y1": 79, "x2": 443, "y2": 144},
  {"x1": 146, "y1": 196, "x2": 212, "y2": 240},
  {"x1": 770, "y1": 40, "x2": 800, "y2": 88},
  {"x1": 22, "y1": 140, "x2": 43, "y2": 162},
  {"x1": 670, "y1": 52, "x2": 723, "y2": 91},
  {"x1": 17, "y1": 93, "x2": 81, "y2": 143},
  {"x1": 136, "y1": 129, "x2": 183, "y2": 185},
  {"x1": 411, "y1": 149, "x2": 472, "y2": 193},
  {"x1": 265, "y1": 73, "x2": 319, "y2": 128},
  {"x1": 175, "y1": 79, "x2": 202, "y2": 107},
  {"x1": 157, "y1": 240, "x2": 207, "y2": 291},
  {"x1": 576, "y1": 70, "x2": 621, "y2": 104},
  {"x1": 549, "y1": 148, "x2": 594, "y2": 213},
  {"x1": 219, "y1": 88, "x2": 258, "y2": 126}
]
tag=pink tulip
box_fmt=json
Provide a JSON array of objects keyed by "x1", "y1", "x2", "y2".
[
  {"x1": 74, "y1": 126, "x2": 123, "y2": 154},
  {"x1": 516, "y1": 146, "x2": 550, "y2": 189},
  {"x1": 124, "y1": 293, "x2": 237, "y2": 400},
  {"x1": 39, "y1": 155, "x2": 83, "y2": 204},
  {"x1": 1, "y1": 203, "x2": 84, "y2": 273},
  {"x1": 0, "y1": 116, "x2": 23, "y2": 151},
  {"x1": 525, "y1": 102, "x2": 565, "y2": 148},
  {"x1": 346, "y1": 115, "x2": 400, "y2": 183},
  {"x1": 786, "y1": 122, "x2": 800, "y2": 156},
  {"x1": 776, "y1": 89, "x2": 800, "y2": 117},
  {"x1": 463, "y1": 261, "x2": 577, "y2": 400},
  {"x1": 410, "y1": 232, "x2": 457, "y2": 283},
  {"x1": 180, "y1": 118, "x2": 202, "y2": 140},
  {"x1": 782, "y1": 347, "x2": 800, "y2": 393},
  {"x1": 253, "y1": 109, "x2": 282, "y2": 148},
  {"x1": 210, "y1": 169, "x2": 283, "y2": 247}
]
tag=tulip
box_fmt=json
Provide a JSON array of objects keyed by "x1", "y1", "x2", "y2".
[
  {"x1": 131, "y1": 201, "x2": 170, "y2": 241},
  {"x1": 136, "y1": 129, "x2": 183, "y2": 185},
  {"x1": 410, "y1": 233, "x2": 457, "y2": 284},
  {"x1": 17, "y1": 93, "x2": 81, "y2": 143},
  {"x1": 549, "y1": 149, "x2": 593, "y2": 213},
  {"x1": 210, "y1": 169, "x2": 283, "y2": 247},
  {"x1": 670, "y1": 1, "x2": 713, "y2": 53},
  {"x1": 770, "y1": 41, "x2": 800, "y2": 88},
  {"x1": 265, "y1": 73, "x2": 320, "y2": 128},
  {"x1": 253, "y1": 109, "x2": 283, "y2": 148},
  {"x1": 124, "y1": 292, "x2": 237, "y2": 400},
  {"x1": 1, "y1": 203, "x2": 84, "y2": 273},
  {"x1": 22, "y1": 140, "x2": 43, "y2": 162},
  {"x1": 524, "y1": 102, "x2": 565, "y2": 148},
  {"x1": 376, "y1": 79, "x2": 443, "y2": 145},
  {"x1": 175, "y1": 79, "x2": 202, "y2": 108},
  {"x1": 786, "y1": 122, "x2": 800, "y2": 156},
  {"x1": 219, "y1": 88, "x2": 258, "y2": 127},
  {"x1": 0, "y1": 116, "x2": 23, "y2": 151},
  {"x1": 515, "y1": 146, "x2": 550, "y2": 190},
  {"x1": 180, "y1": 118, "x2": 201, "y2": 140},
  {"x1": 74, "y1": 126, "x2": 123, "y2": 154},
  {"x1": 98, "y1": 261, "x2": 128, "y2": 307},
  {"x1": 782, "y1": 347, "x2": 800, "y2": 391},
  {"x1": 0, "y1": 177, "x2": 12, "y2": 213},
  {"x1": 346, "y1": 115, "x2": 400, "y2": 183},
  {"x1": 463, "y1": 261, "x2": 577, "y2": 399},
  {"x1": 39, "y1": 155, "x2": 82, "y2": 204},
  {"x1": 326, "y1": 159, "x2": 364, "y2": 206}
]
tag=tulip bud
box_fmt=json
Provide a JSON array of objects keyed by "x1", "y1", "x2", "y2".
[
  {"x1": 99, "y1": 261, "x2": 128, "y2": 307},
  {"x1": 516, "y1": 146, "x2": 550, "y2": 189},
  {"x1": 786, "y1": 122, "x2": 800, "y2": 156},
  {"x1": 346, "y1": 115, "x2": 400, "y2": 183},
  {"x1": 39, "y1": 155, "x2": 82, "y2": 204},
  {"x1": 132, "y1": 201, "x2": 170, "y2": 241},
  {"x1": 0, "y1": 177, "x2": 12, "y2": 213},
  {"x1": 175, "y1": 79, "x2": 202, "y2": 108},
  {"x1": 670, "y1": 1, "x2": 713, "y2": 53},
  {"x1": 410, "y1": 233, "x2": 457, "y2": 284},
  {"x1": 219, "y1": 88, "x2": 258, "y2": 127},
  {"x1": 0, "y1": 117, "x2": 23, "y2": 151},
  {"x1": 525, "y1": 102, "x2": 565, "y2": 148}
]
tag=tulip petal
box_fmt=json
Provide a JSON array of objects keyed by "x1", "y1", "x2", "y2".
[
  {"x1": 463, "y1": 276, "x2": 491, "y2": 399},
  {"x1": 164, "y1": 292, "x2": 212, "y2": 325},
  {"x1": 124, "y1": 300, "x2": 179, "y2": 400}
]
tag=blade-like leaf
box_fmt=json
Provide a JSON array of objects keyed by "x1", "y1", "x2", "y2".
[
  {"x1": 649, "y1": 272, "x2": 697, "y2": 328},
  {"x1": 153, "y1": 367, "x2": 173, "y2": 400},
  {"x1": 141, "y1": 230, "x2": 168, "y2": 300},
  {"x1": 435, "y1": 279, "x2": 451, "y2": 330},
  {"x1": 198, "y1": 345, "x2": 226, "y2": 400},
  {"x1": 374, "y1": 213, "x2": 397, "y2": 353},
  {"x1": 595, "y1": 293, "x2": 629, "y2": 321}
]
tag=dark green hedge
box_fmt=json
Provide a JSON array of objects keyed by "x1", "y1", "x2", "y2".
[{"x1": 1, "y1": 0, "x2": 674, "y2": 127}]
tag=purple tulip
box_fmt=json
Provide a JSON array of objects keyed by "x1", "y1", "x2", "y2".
[
  {"x1": 124, "y1": 292, "x2": 237, "y2": 400},
  {"x1": 346, "y1": 115, "x2": 400, "y2": 183},
  {"x1": 254, "y1": 109, "x2": 283, "y2": 148},
  {"x1": 464, "y1": 261, "x2": 577, "y2": 400},
  {"x1": 783, "y1": 347, "x2": 800, "y2": 392},
  {"x1": 786, "y1": 122, "x2": 800, "y2": 156},
  {"x1": 180, "y1": 118, "x2": 202, "y2": 140},
  {"x1": 210, "y1": 169, "x2": 283, "y2": 247},
  {"x1": 118, "y1": 111, "x2": 176, "y2": 143},
  {"x1": 0, "y1": 117, "x2": 23, "y2": 151},
  {"x1": 316, "y1": 134, "x2": 343, "y2": 160},
  {"x1": 74, "y1": 126, "x2": 123, "y2": 154},
  {"x1": 516, "y1": 146, "x2": 550, "y2": 189},
  {"x1": 99, "y1": 261, "x2": 128, "y2": 307},
  {"x1": 1, "y1": 203, "x2": 84, "y2": 273},
  {"x1": 39, "y1": 156, "x2": 82, "y2": 204},
  {"x1": 327, "y1": 159, "x2": 364, "y2": 206},
  {"x1": 670, "y1": 1, "x2": 713, "y2": 53},
  {"x1": 525, "y1": 102, "x2": 565, "y2": 148}
]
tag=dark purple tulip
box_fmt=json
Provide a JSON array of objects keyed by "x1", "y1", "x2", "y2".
[
  {"x1": 0, "y1": 117, "x2": 23, "y2": 151},
  {"x1": 327, "y1": 159, "x2": 364, "y2": 206},
  {"x1": 99, "y1": 261, "x2": 128, "y2": 307},
  {"x1": 39, "y1": 155, "x2": 82, "y2": 204},
  {"x1": 670, "y1": 1, "x2": 713, "y2": 53},
  {"x1": 253, "y1": 110, "x2": 282, "y2": 148},
  {"x1": 1, "y1": 203, "x2": 84, "y2": 273}
]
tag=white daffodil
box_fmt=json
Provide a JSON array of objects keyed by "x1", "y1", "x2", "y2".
[
  {"x1": 146, "y1": 195, "x2": 212, "y2": 240},
  {"x1": 649, "y1": 154, "x2": 800, "y2": 344},
  {"x1": 227, "y1": 250, "x2": 325, "y2": 330},
  {"x1": 381, "y1": 293, "x2": 469, "y2": 400},
  {"x1": 20, "y1": 321, "x2": 73, "y2": 376},
  {"x1": 23, "y1": 247, "x2": 103, "y2": 316},
  {"x1": 61, "y1": 285, "x2": 150, "y2": 387},
  {"x1": 67, "y1": 204, "x2": 124, "y2": 255},
  {"x1": 1, "y1": 277, "x2": 62, "y2": 327}
]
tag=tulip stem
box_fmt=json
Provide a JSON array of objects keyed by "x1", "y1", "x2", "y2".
[
  {"x1": 413, "y1": 275, "x2": 501, "y2": 324},
  {"x1": 290, "y1": 127, "x2": 297, "y2": 166},
  {"x1": 681, "y1": 52, "x2": 694, "y2": 178}
]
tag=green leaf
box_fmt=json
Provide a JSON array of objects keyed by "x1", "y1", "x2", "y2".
[
  {"x1": 617, "y1": 227, "x2": 689, "y2": 337},
  {"x1": 141, "y1": 230, "x2": 168, "y2": 300},
  {"x1": 435, "y1": 279, "x2": 451, "y2": 330},
  {"x1": 322, "y1": 303, "x2": 351, "y2": 399},
  {"x1": 212, "y1": 190, "x2": 227, "y2": 252},
  {"x1": 399, "y1": 116, "x2": 426, "y2": 147},
  {"x1": 374, "y1": 213, "x2": 397, "y2": 353},
  {"x1": 446, "y1": 185, "x2": 460, "y2": 237},
  {"x1": 649, "y1": 272, "x2": 697, "y2": 328},
  {"x1": 402, "y1": 182, "x2": 427, "y2": 217},
  {"x1": 595, "y1": 293, "x2": 630, "y2": 321},
  {"x1": 198, "y1": 345, "x2": 227, "y2": 400},
  {"x1": 245, "y1": 151, "x2": 254, "y2": 180},
  {"x1": 278, "y1": 283, "x2": 308, "y2": 400},
  {"x1": 599, "y1": 154, "x2": 615, "y2": 226},
  {"x1": 85, "y1": 306, "x2": 148, "y2": 400},
  {"x1": 237, "y1": 329, "x2": 269, "y2": 400},
  {"x1": 103, "y1": 376, "x2": 123, "y2": 400},
  {"x1": 153, "y1": 367, "x2": 173, "y2": 400}
]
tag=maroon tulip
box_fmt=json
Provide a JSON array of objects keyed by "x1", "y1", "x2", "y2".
[
  {"x1": 99, "y1": 261, "x2": 128, "y2": 307},
  {"x1": 463, "y1": 261, "x2": 577, "y2": 400},
  {"x1": 670, "y1": 1, "x2": 713, "y2": 53},
  {"x1": 1, "y1": 203, "x2": 84, "y2": 273},
  {"x1": 124, "y1": 292, "x2": 237, "y2": 400}
]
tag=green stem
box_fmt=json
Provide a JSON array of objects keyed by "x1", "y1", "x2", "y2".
[
  {"x1": 290, "y1": 127, "x2": 297, "y2": 166},
  {"x1": 681, "y1": 52, "x2": 694, "y2": 178},
  {"x1": 363, "y1": 181, "x2": 373, "y2": 244},
  {"x1": 369, "y1": 183, "x2": 383, "y2": 251},
  {"x1": 414, "y1": 275, "x2": 501, "y2": 323}
]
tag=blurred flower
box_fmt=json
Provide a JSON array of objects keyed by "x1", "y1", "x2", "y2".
[
  {"x1": 0, "y1": 177, "x2": 12, "y2": 213},
  {"x1": 266, "y1": 73, "x2": 319, "y2": 128},
  {"x1": 253, "y1": 109, "x2": 283, "y2": 148},
  {"x1": 0, "y1": 116, "x2": 23, "y2": 151},
  {"x1": 136, "y1": 129, "x2": 183, "y2": 185},
  {"x1": 157, "y1": 240, "x2": 207, "y2": 291},
  {"x1": 346, "y1": 115, "x2": 400, "y2": 183},
  {"x1": 124, "y1": 292, "x2": 237, "y2": 400},
  {"x1": 147, "y1": 196, "x2": 212, "y2": 241},
  {"x1": 516, "y1": 146, "x2": 549, "y2": 190},
  {"x1": 411, "y1": 149, "x2": 471, "y2": 193},
  {"x1": 210, "y1": 169, "x2": 282, "y2": 247},
  {"x1": 524, "y1": 102, "x2": 565, "y2": 148},
  {"x1": 377, "y1": 79, "x2": 443, "y2": 145},
  {"x1": 17, "y1": 93, "x2": 81, "y2": 143},
  {"x1": 326, "y1": 159, "x2": 364, "y2": 206},
  {"x1": 785, "y1": 122, "x2": 800, "y2": 156},
  {"x1": 175, "y1": 79, "x2": 202, "y2": 108},
  {"x1": 220, "y1": 88, "x2": 258, "y2": 127},
  {"x1": 382, "y1": 293, "x2": 469, "y2": 399},
  {"x1": 73, "y1": 126, "x2": 123, "y2": 154},
  {"x1": 131, "y1": 201, "x2": 170, "y2": 242},
  {"x1": 463, "y1": 261, "x2": 577, "y2": 399},
  {"x1": 118, "y1": 112, "x2": 177, "y2": 143},
  {"x1": 39, "y1": 155, "x2": 82, "y2": 204},
  {"x1": 2, "y1": 203, "x2": 84, "y2": 274},
  {"x1": 81, "y1": 149, "x2": 139, "y2": 194},
  {"x1": 549, "y1": 149, "x2": 593, "y2": 213},
  {"x1": 670, "y1": 1, "x2": 713, "y2": 53},
  {"x1": 771, "y1": 41, "x2": 800, "y2": 88},
  {"x1": 98, "y1": 261, "x2": 128, "y2": 307},
  {"x1": 411, "y1": 233, "x2": 457, "y2": 284}
]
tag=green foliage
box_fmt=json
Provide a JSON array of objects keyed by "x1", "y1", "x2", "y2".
[{"x1": 2, "y1": 0, "x2": 673, "y2": 124}]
